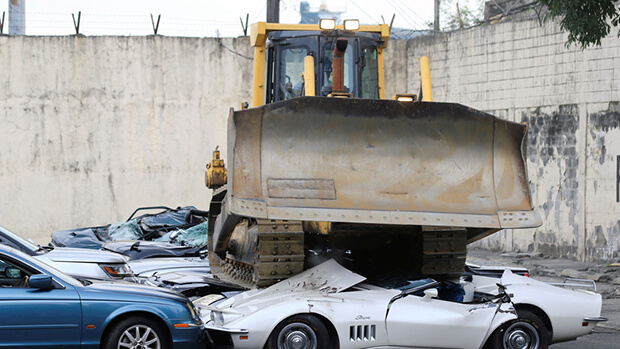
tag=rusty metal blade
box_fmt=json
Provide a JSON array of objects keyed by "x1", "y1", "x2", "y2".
[{"x1": 226, "y1": 97, "x2": 541, "y2": 230}]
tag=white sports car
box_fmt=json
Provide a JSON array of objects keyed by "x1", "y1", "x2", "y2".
[{"x1": 195, "y1": 260, "x2": 556, "y2": 349}]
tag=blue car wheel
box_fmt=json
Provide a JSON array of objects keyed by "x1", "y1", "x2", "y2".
[{"x1": 102, "y1": 316, "x2": 170, "y2": 349}]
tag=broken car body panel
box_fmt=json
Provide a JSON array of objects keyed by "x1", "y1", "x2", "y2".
[{"x1": 471, "y1": 270, "x2": 605, "y2": 343}]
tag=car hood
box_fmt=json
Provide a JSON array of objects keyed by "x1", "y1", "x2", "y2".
[
  {"x1": 201, "y1": 259, "x2": 366, "y2": 313},
  {"x1": 80, "y1": 280, "x2": 188, "y2": 303},
  {"x1": 128, "y1": 257, "x2": 210, "y2": 276},
  {"x1": 103, "y1": 240, "x2": 205, "y2": 259},
  {"x1": 51, "y1": 227, "x2": 106, "y2": 249},
  {"x1": 42, "y1": 247, "x2": 129, "y2": 264},
  {"x1": 142, "y1": 269, "x2": 246, "y2": 296}
]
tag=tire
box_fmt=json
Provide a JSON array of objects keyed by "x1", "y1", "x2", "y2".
[
  {"x1": 102, "y1": 316, "x2": 170, "y2": 349},
  {"x1": 516, "y1": 309, "x2": 549, "y2": 339},
  {"x1": 264, "y1": 314, "x2": 330, "y2": 349},
  {"x1": 484, "y1": 317, "x2": 548, "y2": 349}
]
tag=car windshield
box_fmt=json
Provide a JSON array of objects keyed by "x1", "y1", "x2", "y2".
[
  {"x1": 367, "y1": 271, "x2": 438, "y2": 293},
  {"x1": 0, "y1": 226, "x2": 42, "y2": 254}
]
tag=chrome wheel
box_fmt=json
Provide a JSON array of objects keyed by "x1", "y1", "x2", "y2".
[
  {"x1": 118, "y1": 324, "x2": 161, "y2": 349},
  {"x1": 277, "y1": 322, "x2": 318, "y2": 349},
  {"x1": 503, "y1": 321, "x2": 540, "y2": 349}
]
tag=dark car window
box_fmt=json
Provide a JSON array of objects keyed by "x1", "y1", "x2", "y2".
[{"x1": 0, "y1": 256, "x2": 36, "y2": 288}]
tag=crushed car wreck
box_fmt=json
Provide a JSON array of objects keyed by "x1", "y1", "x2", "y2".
[
  {"x1": 194, "y1": 259, "x2": 556, "y2": 349},
  {"x1": 51, "y1": 206, "x2": 209, "y2": 258},
  {"x1": 128, "y1": 256, "x2": 246, "y2": 300}
]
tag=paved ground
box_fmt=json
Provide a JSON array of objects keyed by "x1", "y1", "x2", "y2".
[
  {"x1": 467, "y1": 248, "x2": 620, "y2": 333},
  {"x1": 550, "y1": 327, "x2": 620, "y2": 348}
]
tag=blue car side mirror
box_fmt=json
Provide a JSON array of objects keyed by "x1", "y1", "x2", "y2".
[{"x1": 29, "y1": 274, "x2": 53, "y2": 290}]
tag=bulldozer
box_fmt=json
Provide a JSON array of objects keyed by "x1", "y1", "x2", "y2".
[{"x1": 205, "y1": 19, "x2": 542, "y2": 288}]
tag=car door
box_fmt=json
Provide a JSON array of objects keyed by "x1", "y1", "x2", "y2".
[
  {"x1": 386, "y1": 293, "x2": 498, "y2": 349},
  {"x1": 0, "y1": 254, "x2": 82, "y2": 348}
]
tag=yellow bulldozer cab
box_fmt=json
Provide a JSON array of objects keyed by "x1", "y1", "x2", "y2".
[{"x1": 250, "y1": 21, "x2": 390, "y2": 107}]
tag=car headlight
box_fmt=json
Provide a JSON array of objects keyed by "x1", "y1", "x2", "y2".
[
  {"x1": 194, "y1": 294, "x2": 225, "y2": 307},
  {"x1": 186, "y1": 302, "x2": 199, "y2": 320},
  {"x1": 210, "y1": 311, "x2": 225, "y2": 326},
  {"x1": 100, "y1": 263, "x2": 133, "y2": 278}
]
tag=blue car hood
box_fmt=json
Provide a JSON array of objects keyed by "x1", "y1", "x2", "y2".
[{"x1": 79, "y1": 280, "x2": 188, "y2": 303}]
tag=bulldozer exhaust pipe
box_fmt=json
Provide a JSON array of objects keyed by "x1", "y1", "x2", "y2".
[{"x1": 332, "y1": 38, "x2": 348, "y2": 93}]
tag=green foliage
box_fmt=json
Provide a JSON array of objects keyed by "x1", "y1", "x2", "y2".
[
  {"x1": 441, "y1": 0, "x2": 485, "y2": 31},
  {"x1": 538, "y1": 0, "x2": 620, "y2": 49}
]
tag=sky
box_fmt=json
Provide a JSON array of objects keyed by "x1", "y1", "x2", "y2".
[{"x1": 0, "y1": 0, "x2": 473, "y2": 37}]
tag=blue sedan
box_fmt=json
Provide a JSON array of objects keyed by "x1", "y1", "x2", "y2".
[{"x1": 0, "y1": 244, "x2": 203, "y2": 348}]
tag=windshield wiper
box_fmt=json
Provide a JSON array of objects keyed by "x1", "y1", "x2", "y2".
[{"x1": 35, "y1": 245, "x2": 53, "y2": 253}]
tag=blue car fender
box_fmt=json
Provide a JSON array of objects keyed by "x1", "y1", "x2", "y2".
[{"x1": 80, "y1": 301, "x2": 189, "y2": 346}]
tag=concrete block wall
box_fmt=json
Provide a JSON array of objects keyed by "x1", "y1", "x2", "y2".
[
  {"x1": 1, "y1": 18, "x2": 619, "y2": 262},
  {"x1": 0, "y1": 35, "x2": 253, "y2": 242},
  {"x1": 384, "y1": 19, "x2": 620, "y2": 262}
]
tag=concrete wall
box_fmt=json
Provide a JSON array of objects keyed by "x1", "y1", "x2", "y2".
[
  {"x1": 384, "y1": 19, "x2": 620, "y2": 262},
  {"x1": 0, "y1": 35, "x2": 253, "y2": 242},
  {"x1": 1, "y1": 18, "x2": 619, "y2": 262}
]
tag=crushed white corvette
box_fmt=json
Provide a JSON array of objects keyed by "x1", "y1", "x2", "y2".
[{"x1": 194, "y1": 259, "x2": 605, "y2": 349}]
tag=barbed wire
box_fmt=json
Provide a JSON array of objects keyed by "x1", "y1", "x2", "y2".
[{"x1": 1, "y1": 11, "x2": 252, "y2": 37}]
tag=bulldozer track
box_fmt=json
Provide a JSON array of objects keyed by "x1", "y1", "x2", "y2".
[{"x1": 222, "y1": 220, "x2": 305, "y2": 288}]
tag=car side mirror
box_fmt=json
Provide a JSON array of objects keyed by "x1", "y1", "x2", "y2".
[
  {"x1": 29, "y1": 274, "x2": 53, "y2": 290},
  {"x1": 5, "y1": 267, "x2": 22, "y2": 279},
  {"x1": 422, "y1": 288, "x2": 438, "y2": 302}
]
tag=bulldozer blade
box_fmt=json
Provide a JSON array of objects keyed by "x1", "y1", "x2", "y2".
[{"x1": 225, "y1": 97, "x2": 541, "y2": 231}]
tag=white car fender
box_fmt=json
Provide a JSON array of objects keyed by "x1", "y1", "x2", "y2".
[
  {"x1": 484, "y1": 302, "x2": 519, "y2": 346},
  {"x1": 204, "y1": 289, "x2": 399, "y2": 349},
  {"x1": 477, "y1": 271, "x2": 605, "y2": 343},
  {"x1": 503, "y1": 282, "x2": 602, "y2": 342},
  {"x1": 307, "y1": 290, "x2": 397, "y2": 347},
  {"x1": 206, "y1": 300, "x2": 315, "y2": 349}
]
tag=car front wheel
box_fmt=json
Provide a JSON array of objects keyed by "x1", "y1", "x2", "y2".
[
  {"x1": 102, "y1": 316, "x2": 170, "y2": 349},
  {"x1": 485, "y1": 318, "x2": 548, "y2": 349},
  {"x1": 265, "y1": 314, "x2": 329, "y2": 349}
]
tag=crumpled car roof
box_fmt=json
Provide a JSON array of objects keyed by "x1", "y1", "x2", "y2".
[{"x1": 50, "y1": 206, "x2": 208, "y2": 252}]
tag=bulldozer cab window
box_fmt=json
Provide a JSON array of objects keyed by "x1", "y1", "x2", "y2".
[
  {"x1": 320, "y1": 39, "x2": 355, "y2": 96},
  {"x1": 360, "y1": 45, "x2": 379, "y2": 99},
  {"x1": 278, "y1": 46, "x2": 309, "y2": 101}
]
